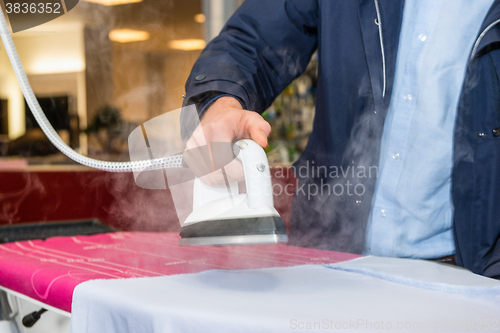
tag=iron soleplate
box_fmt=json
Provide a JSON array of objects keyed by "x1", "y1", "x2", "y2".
[
  {"x1": 178, "y1": 215, "x2": 288, "y2": 246},
  {"x1": 178, "y1": 233, "x2": 288, "y2": 246}
]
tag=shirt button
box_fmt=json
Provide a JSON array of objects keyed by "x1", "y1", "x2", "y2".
[
  {"x1": 404, "y1": 94, "x2": 412, "y2": 101},
  {"x1": 392, "y1": 153, "x2": 400, "y2": 160},
  {"x1": 381, "y1": 209, "x2": 387, "y2": 217},
  {"x1": 195, "y1": 74, "x2": 206, "y2": 81},
  {"x1": 418, "y1": 34, "x2": 427, "y2": 42}
]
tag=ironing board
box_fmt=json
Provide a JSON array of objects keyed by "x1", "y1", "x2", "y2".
[{"x1": 0, "y1": 232, "x2": 361, "y2": 314}]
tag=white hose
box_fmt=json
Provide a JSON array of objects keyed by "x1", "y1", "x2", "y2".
[{"x1": 0, "y1": 14, "x2": 181, "y2": 172}]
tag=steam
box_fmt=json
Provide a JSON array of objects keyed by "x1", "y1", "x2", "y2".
[
  {"x1": 0, "y1": 172, "x2": 46, "y2": 224},
  {"x1": 85, "y1": 172, "x2": 180, "y2": 232},
  {"x1": 287, "y1": 102, "x2": 384, "y2": 254}
]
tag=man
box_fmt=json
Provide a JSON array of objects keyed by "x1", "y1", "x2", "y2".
[{"x1": 183, "y1": 0, "x2": 500, "y2": 278}]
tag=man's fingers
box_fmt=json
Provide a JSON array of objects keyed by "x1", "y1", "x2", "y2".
[
  {"x1": 184, "y1": 108, "x2": 271, "y2": 182},
  {"x1": 249, "y1": 130, "x2": 268, "y2": 148},
  {"x1": 248, "y1": 117, "x2": 271, "y2": 148}
]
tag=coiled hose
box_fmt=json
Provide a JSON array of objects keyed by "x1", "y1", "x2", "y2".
[{"x1": 0, "y1": 13, "x2": 181, "y2": 172}]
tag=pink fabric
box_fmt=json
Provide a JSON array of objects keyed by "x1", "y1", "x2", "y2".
[{"x1": 0, "y1": 232, "x2": 361, "y2": 313}]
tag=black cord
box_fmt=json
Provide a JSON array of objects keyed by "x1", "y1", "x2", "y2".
[{"x1": 22, "y1": 308, "x2": 47, "y2": 328}]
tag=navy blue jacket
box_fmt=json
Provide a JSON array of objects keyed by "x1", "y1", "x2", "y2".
[{"x1": 184, "y1": 0, "x2": 500, "y2": 278}]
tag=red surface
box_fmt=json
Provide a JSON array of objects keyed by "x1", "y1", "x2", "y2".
[
  {"x1": 0, "y1": 168, "x2": 297, "y2": 231},
  {"x1": 0, "y1": 232, "x2": 361, "y2": 313},
  {"x1": 0, "y1": 171, "x2": 179, "y2": 231}
]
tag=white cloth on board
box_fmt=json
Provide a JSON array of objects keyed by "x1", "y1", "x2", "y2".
[{"x1": 70, "y1": 258, "x2": 500, "y2": 333}]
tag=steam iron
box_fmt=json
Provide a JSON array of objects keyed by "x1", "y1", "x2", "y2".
[{"x1": 178, "y1": 140, "x2": 288, "y2": 246}]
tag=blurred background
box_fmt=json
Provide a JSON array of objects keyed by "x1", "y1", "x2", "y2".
[
  {"x1": 0, "y1": 0, "x2": 317, "y2": 166},
  {"x1": 0, "y1": 0, "x2": 315, "y2": 230}
]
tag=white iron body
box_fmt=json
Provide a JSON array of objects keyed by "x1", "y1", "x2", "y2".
[{"x1": 179, "y1": 140, "x2": 288, "y2": 246}]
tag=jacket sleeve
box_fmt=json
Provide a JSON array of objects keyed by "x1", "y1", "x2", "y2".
[{"x1": 183, "y1": 0, "x2": 319, "y2": 113}]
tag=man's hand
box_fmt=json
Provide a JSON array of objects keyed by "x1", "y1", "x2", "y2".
[
  {"x1": 187, "y1": 96, "x2": 271, "y2": 150},
  {"x1": 184, "y1": 96, "x2": 271, "y2": 185}
]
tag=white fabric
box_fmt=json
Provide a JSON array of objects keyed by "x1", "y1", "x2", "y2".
[
  {"x1": 329, "y1": 256, "x2": 500, "y2": 295},
  {"x1": 70, "y1": 258, "x2": 500, "y2": 333}
]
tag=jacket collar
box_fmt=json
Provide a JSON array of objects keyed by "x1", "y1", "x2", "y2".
[
  {"x1": 471, "y1": 0, "x2": 500, "y2": 60},
  {"x1": 357, "y1": 0, "x2": 500, "y2": 101}
]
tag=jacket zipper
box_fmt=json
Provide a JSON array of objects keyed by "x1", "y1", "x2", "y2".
[{"x1": 374, "y1": 0, "x2": 386, "y2": 98}]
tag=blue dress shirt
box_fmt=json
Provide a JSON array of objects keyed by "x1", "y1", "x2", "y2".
[{"x1": 364, "y1": 0, "x2": 494, "y2": 258}]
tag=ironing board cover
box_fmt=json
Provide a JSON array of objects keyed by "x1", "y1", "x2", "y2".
[{"x1": 0, "y1": 232, "x2": 361, "y2": 312}]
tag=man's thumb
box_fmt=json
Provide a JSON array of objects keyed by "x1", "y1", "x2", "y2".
[{"x1": 248, "y1": 118, "x2": 271, "y2": 148}]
